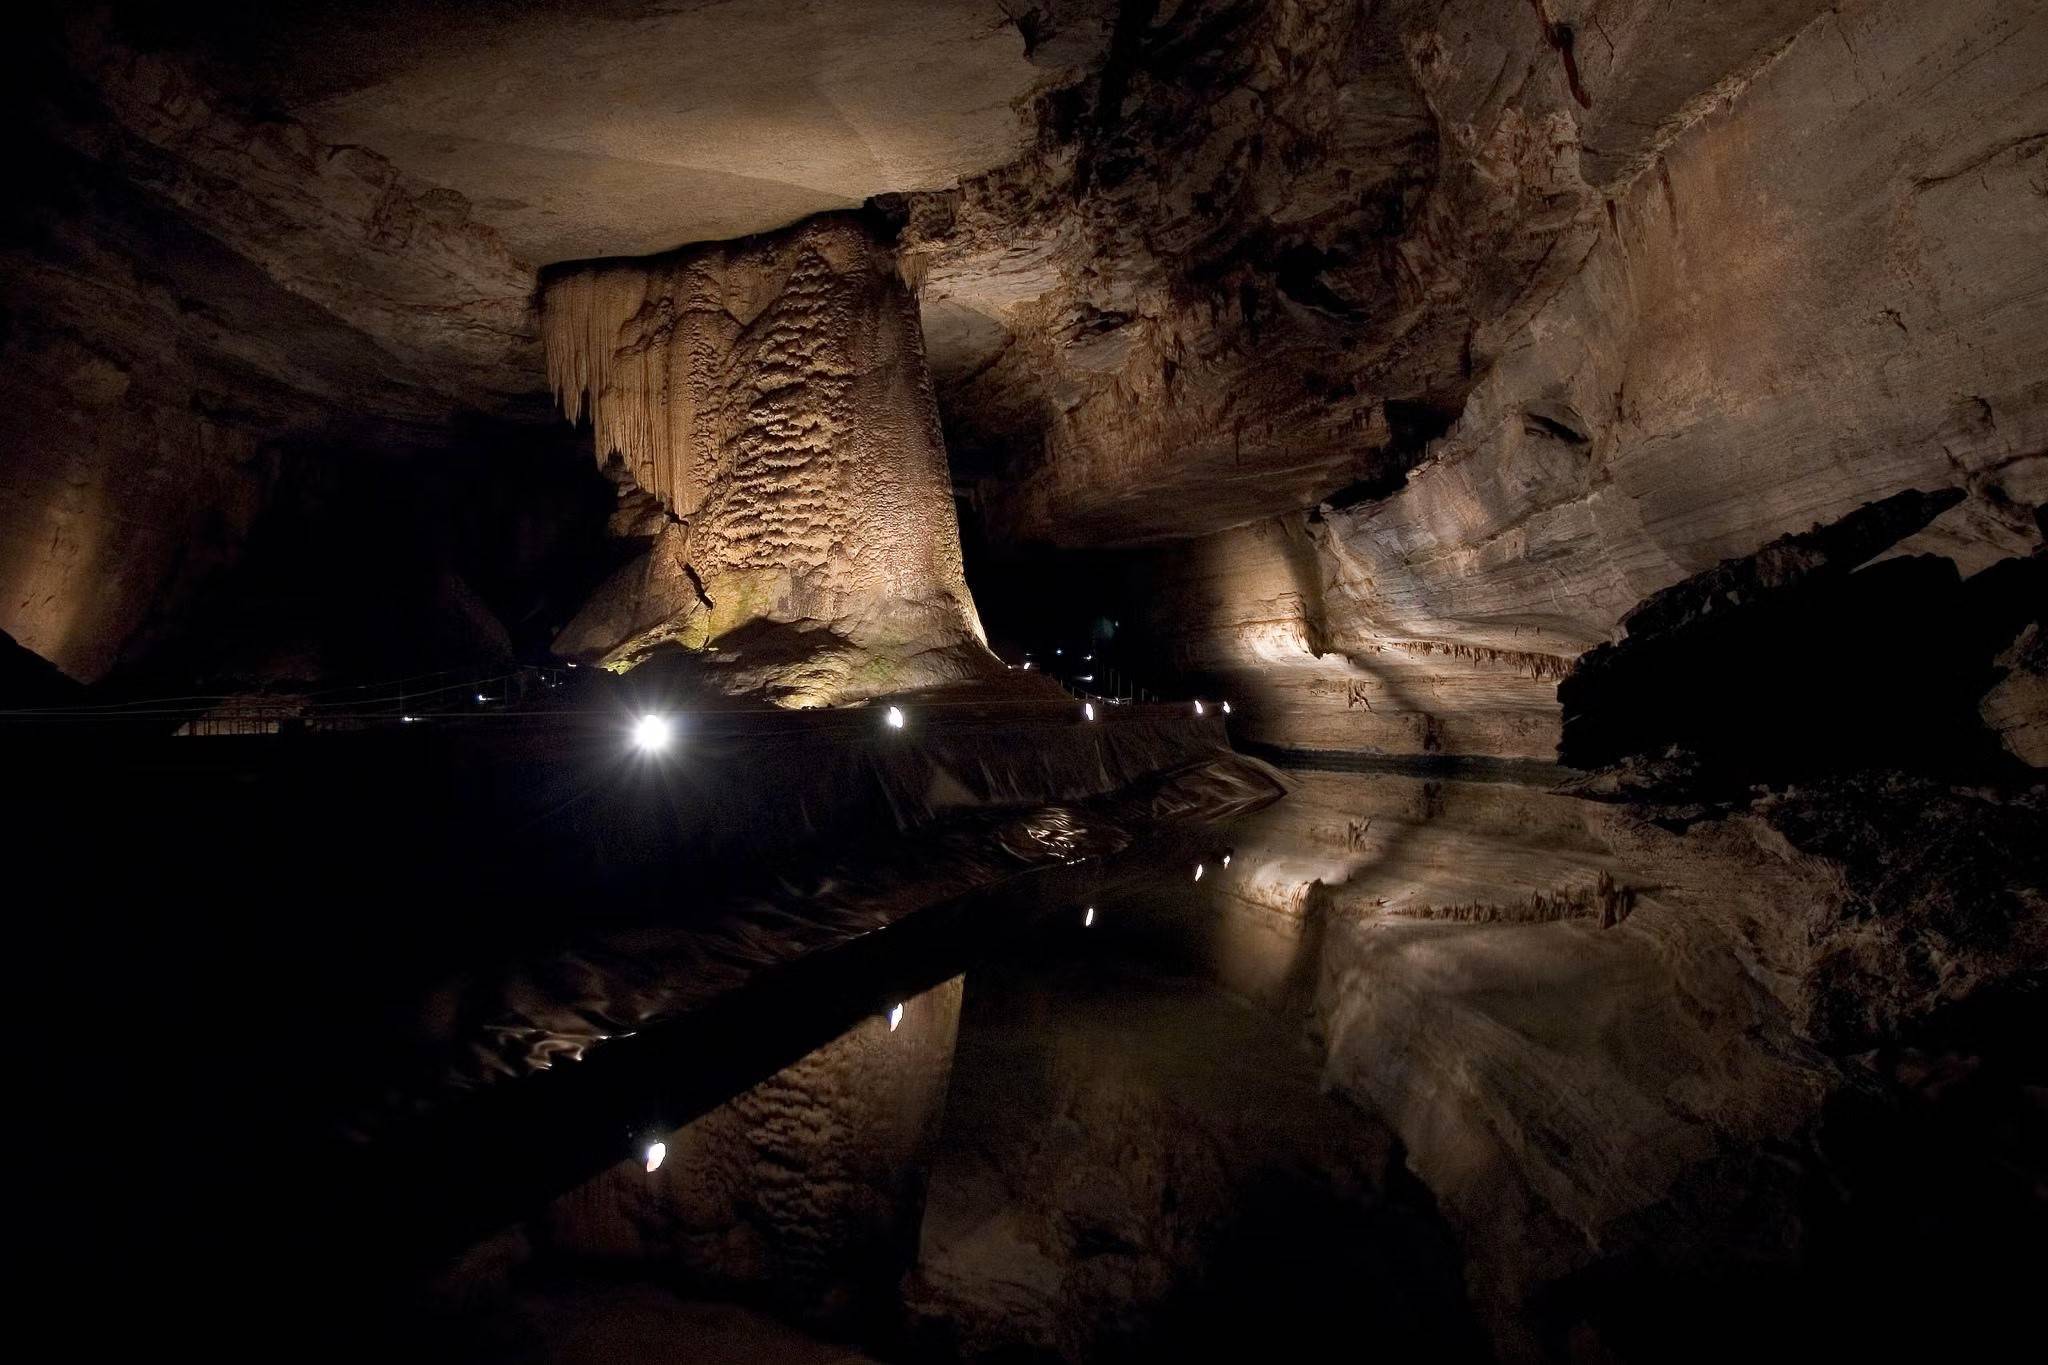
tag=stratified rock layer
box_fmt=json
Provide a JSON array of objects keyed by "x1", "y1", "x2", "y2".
[
  {"x1": 544, "y1": 214, "x2": 993, "y2": 701},
  {"x1": 941, "y1": 0, "x2": 2045, "y2": 763}
]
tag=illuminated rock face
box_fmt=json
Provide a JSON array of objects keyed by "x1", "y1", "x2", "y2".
[
  {"x1": 1001, "y1": 0, "x2": 2048, "y2": 765},
  {"x1": 544, "y1": 214, "x2": 992, "y2": 700}
]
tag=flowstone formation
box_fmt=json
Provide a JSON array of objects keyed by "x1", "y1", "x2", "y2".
[{"x1": 543, "y1": 212, "x2": 994, "y2": 703}]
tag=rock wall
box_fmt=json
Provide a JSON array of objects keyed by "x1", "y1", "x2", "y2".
[
  {"x1": 1138, "y1": 517, "x2": 1568, "y2": 760},
  {"x1": 1065, "y1": 0, "x2": 2046, "y2": 761},
  {"x1": 1316, "y1": 0, "x2": 2045, "y2": 662},
  {"x1": 907, "y1": 0, "x2": 1837, "y2": 546},
  {"x1": 2, "y1": 15, "x2": 547, "y2": 683},
  {"x1": 544, "y1": 214, "x2": 994, "y2": 700}
]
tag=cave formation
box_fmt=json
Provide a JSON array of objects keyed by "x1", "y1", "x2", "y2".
[
  {"x1": 3, "y1": 2, "x2": 2044, "y2": 1362},
  {"x1": 539, "y1": 213, "x2": 991, "y2": 697}
]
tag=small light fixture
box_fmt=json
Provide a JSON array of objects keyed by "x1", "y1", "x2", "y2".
[
  {"x1": 1194, "y1": 700, "x2": 1205, "y2": 716},
  {"x1": 887, "y1": 1003, "x2": 904, "y2": 1031},
  {"x1": 632, "y1": 714, "x2": 673, "y2": 752},
  {"x1": 475, "y1": 693, "x2": 488, "y2": 704},
  {"x1": 1221, "y1": 700, "x2": 1232, "y2": 714},
  {"x1": 885, "y1": 706, "x2": 905, "y2": 730},
  {"x1": 1055, "y1": 648, "x2": 1063, "y2": 656},
  {"x1": 401, "y1": 715, "x2": 420, "y2": 724},
  {"x1": 644, "y1": 1141, "x2": 666, "y2": 1173},
  {"x1": 1223, "y1": 853, "x2": 1232, "y2": 868},
  {"x1": 1083, "y1": 703, "x2": 1095, "y2": 721},
  {"x1": 1022, "y1": 661, "x2": 1033, "y2": 670},
  {"x1": 1194, "y1": 863, "x2": 1205, "y2": 881},
  {"x1": 1084, "y1": 906, "x2": 1095, "y2": 926}
]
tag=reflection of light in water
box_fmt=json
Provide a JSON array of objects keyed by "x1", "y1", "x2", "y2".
[
  {"x1": 1194, "y1": 700, "x2": 1205, "y2": 716},
  {"x1": 1083, "y1": 703, "x2": 1095, "y2": 721},
  {"x1": 632, "y1": 714, "x2": 673, "y2": 752},
  {"x1": 644, "y1": 1141, "x2": 666, "y2": 1173},
  {"x1": 885, "y1": 706, "x2": 905, "y2": 730},
  {"x1": 1194, "y1": 863, "x2": 1205, "y2": 881},
  {"x1": 887, "y1": 1002, "x2": 904, "y2": 1031},
  {"x1": 1084, "y1": 906, "x2": 1095, "y2": 926}
]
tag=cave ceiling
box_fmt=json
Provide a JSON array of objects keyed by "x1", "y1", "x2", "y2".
[
  {"x1": 138, "y1": 0, "x2": 1051, "y2": 264},
  {"x1": 92, "y1": 0, "x2": 1850, "y2": 547}
]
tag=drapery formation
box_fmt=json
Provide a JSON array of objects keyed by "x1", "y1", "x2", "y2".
[{"x1": 541, "y1": 213, "x2": 988, "y2": 692}]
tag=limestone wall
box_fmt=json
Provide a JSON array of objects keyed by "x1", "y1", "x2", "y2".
[{"x1": 1132, "y1": 0, "x2": 2046, "y2": 761}]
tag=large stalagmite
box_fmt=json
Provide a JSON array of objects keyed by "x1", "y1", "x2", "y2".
[{"x1": 544, "y1": 213, "x2": 992, "y2": 702}]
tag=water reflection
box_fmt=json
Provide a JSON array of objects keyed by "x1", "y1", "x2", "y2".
[
  {"x1": 541, "y1": 976, "x2": 968, "y2": 1332},
  {"x1": 437, "y1": 768, "x2": 1845, "y2": 1360}
]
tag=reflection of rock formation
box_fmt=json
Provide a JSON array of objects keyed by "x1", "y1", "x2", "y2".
[
  {"x1": 539, "y1": 977, "x2": 965, "y2": 1333},
  {"x1": 1178, "y1": 769, "x2": 2046, "y2": 1359},
  {"x1": 544, "y1": 214, "x2": 993, "y2": 701},
  {"x1": 911, "y1": 953, "x2": 1481, "y2": 1362}
]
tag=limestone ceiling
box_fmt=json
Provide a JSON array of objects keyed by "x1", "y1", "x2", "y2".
[
  {"x1": 96, "y1": 0, "x2": 1884, "y2": 550},
  {"x1": 151, "y1": 0, "x2": 1049, "y2": 267}
]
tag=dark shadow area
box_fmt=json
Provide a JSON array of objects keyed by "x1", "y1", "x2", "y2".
[
  {"x1": 1560, "y1": 491, "x2": 2043, "y2": 785},
  {"x1": 7, "y1": 697, "x2": 1251, "y2": 1360}
]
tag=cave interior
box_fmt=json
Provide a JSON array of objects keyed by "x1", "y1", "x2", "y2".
[{"x1": 4, "y1": 2, "x2": 2045, "y2": 1361}]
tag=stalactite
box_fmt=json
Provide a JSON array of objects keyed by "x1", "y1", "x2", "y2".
[
  {"x1": 542, "y1": 213, "x2": 991, "y2": 693},
  {"x1": 541, "y1": 264, "x2": 701, "y2": 514}
]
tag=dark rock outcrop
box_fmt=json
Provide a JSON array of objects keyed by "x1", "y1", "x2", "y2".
[{"x1": 1559, "y1": 491, "x2": 2044, "y2": 780}]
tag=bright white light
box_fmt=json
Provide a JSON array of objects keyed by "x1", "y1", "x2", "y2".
[
  {"x1": 885, "y1": 706, "x2": 905, "y2": 730},
  {"x1": 475, "y1": 693, "x2": 488, "y2": 704},
  {"x1": 1085, "y1": 654, "x2": 1094, "y2": 661},
  {"x1": 1084, "y1": 906, "x2": 1095, "y2": 926},
  {"x1": 1083, "y1": 703, "x2": 1095, "y2": 721},
  {"x1": 1022, "y1": 661, "x2": 1033, "y2": 670},
  {"x1": 1078, "y1": 674, "x2": 1095, "y2": 681},
  {"x1": 1194, "y1": 863, "x2": 1205, "y2": 881},
  {"x1": 1055, "y1": 648, "x2": 1063, "y2": 655},
  {"x1": 401, "y1": 715, "x2": 420, "y2": 724},
  {"x1": 1221, "y1": 700, "x2": 1232, "y2": 714},
  {"x1": 632, "y1": 714, "x2": 673, "y2": 752},
  {"x1": 1194, "y1": 700, "x2": 1205, "y2": 716},
  {"x1": 1223, "y1": 853, "x2": 1232, "y2": 867},
  {"x1": 644, "y1": 1141, "x2": 666, "y2": 1173},
  {"x1": 887, "y1": 1002, "x2": 904, "y2": 1031}
]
